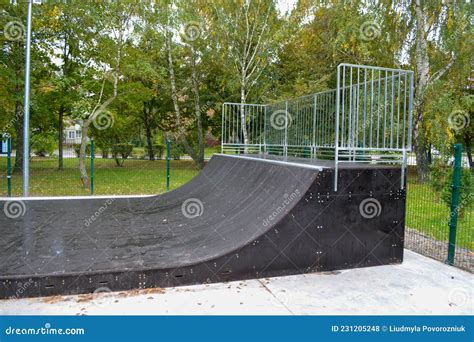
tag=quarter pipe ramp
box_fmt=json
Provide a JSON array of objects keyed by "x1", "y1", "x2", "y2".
[{"x1": 0, "y1": 154, "x2": 405, "y2": 299}]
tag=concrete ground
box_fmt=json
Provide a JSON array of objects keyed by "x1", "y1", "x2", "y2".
[{"x1": 1, "y1": 250, "x2": 472, "y2": 315}]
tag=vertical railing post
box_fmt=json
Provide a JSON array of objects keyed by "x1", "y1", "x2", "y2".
[
  {"x1": 312, "y1": 94, "x2": 317, "y2": 159},
  {"x1": 90, "y1": 138, "x2": 94, "y2": 195},
  {"x1": 221, "y1": 104, "x2": 225, "y2": 154},
  {"x1": 446, "y1": 143, "x2": 462, "y2": 266},
  {"x1": 166, "y1": 139, "x2": 171, "y2": 192},
  {"x1": 263, "y1": 105, "x2": 267, "y2": 154},
  {"x1": 7, "y1": 137, "x2": 11, "y2": 197},
  {"x1": 334, "y1": 65, "x2": 341, "y2": 192}
]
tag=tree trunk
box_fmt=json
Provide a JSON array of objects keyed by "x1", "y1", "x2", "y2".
[
  {"x1": 145, "y1": 124, "x2": 154, "y2": 161},
  {"x1": 13, "y1": 100, "x2": 23, "y2": 174},
  {"x1": 413, "y1": 0, "x2": 431, "y2": 182},
  {"x1": 190, "y1": 44, "x2": 205, "y2": 168},
  {"x1": 79, "y1": 125, "x2": 90, "y2": 188},
  {"x1": 412, "y1": 99, "x2": 430, "y2": 182},
  {"x1": 464, "y1": 132, "x2": 473, "y2": 173},
  {"x1": 165, "y1": 30, "x2": 202, "y2": 168},
  {"x1": 240, "y1": 74, "x2": 248, "y2": 154},
  {"x1": 58, "y1": 104, "x2": 65, "y2": 170},
  {"x1": 414, "y1": 137, "x2": 430, "y2": 182},
  {"x1": 144, "y1": 104, "x2": 155, "y2": 161}
]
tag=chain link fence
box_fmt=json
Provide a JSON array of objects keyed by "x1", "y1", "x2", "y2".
[
  {"x1": 0, "y1": 138, "x2": 204, "y2": 197},
  {"x1": 405, "y1": 145, "x2": 473, "y2": 272}
]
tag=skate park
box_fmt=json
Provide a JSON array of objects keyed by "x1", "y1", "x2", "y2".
[{"x1": 1, "y1": 64, "x2": 472, "y2": 314}]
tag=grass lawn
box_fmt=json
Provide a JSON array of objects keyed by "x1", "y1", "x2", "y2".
[
  {"x1": 1, "y1": 155, "x2": 471, "y2": 251},
  {"x1": 406, "y1": 180, "x2": 472, "y2": 251},
  {"x1": 205, "y1": 146, "x2": 221, "y2": 157},
  {"x1": 0, "y1": 157, "x2": 200, "y2": 197}
]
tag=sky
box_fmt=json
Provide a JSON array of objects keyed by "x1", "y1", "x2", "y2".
[{"x1": 277, "y1": 0, "x2": 297, "y2": 16}]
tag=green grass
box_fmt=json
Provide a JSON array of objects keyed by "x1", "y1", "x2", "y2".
[
  {"x1": 0, "y1": 157, "x2": 199, "y2": 196},
  {"x1": 205, "y1": 146, "x2": 221, "y2": 157},
  {"x1": 406, "y1": 180, "x2": 473, "y2": 250}
]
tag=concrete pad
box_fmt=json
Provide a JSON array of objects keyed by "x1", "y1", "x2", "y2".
[
  {"x1": 0, "y1": 250, "x2": 472, "y2": 315},
  {"x1": 264, "y1": 250, "x2": 473, "y2": 315}
]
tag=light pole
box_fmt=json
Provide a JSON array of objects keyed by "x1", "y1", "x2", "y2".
[{"x1": 22, "y1": 0, "x2": 33, "y2": 196}]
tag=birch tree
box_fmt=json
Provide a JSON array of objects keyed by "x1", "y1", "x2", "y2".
[
  {"x1": 213, "y1": 0, "x2": 279, "y2": 148},
  {"x1": 77, "y1": 3, "x2": 134, "y2": 187},
  {"x1": 150, "y1": 1, "x2": 206, "y2": 168},
  {"x1": 411, "y1": 0, "x2": 464, "y2": 181}
]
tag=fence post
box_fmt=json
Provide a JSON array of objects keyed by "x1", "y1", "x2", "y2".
[
  {"x1": 7, "y1": 137, "x2": 11, "y2": 197},
  {"x1": 166, "y1": 139, "x2": 171, "y2": 192},
  {"x1": 446, "y1": 143, "x2": 462, "y2": 266},
  {"x1": 90, "y1": 138, "x2": 95, "y2": 195},
  {"x1": 263, "y1": 106, "x2": 267, "y2": 154},
  {"x1": 284, "y1": 101, "x2": 288, "y2": 157}
]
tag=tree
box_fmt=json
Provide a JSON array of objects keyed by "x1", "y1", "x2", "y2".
[
  {"x1": 74, "y1": 2, "x2": 135, "y2": 187},
  {"x1": 42, "y1": 2, "x2": 84, "y2": 170},
  {"x1": 149, "y1": 0, "x2": 207, "y2": 168},
  {"x1": 211, "y1": 0, "x2": 280, "y2": 148},
  {"x1": 410, "y1": 0, "x2": 469, "y2": 181}
]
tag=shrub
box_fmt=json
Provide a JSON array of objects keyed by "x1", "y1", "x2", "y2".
[
  {"x1": 32, "y1": 134, "x2": 56, "y2": 157},
  {"x1": 441, "y1": 168, "x2": 474, "y2": 217},
  {"x1": 73, "y1": 143, "x2": 91, "y2": 158},
  {"x1": 144, "y1": 144, "x2": 164, "y2": 160},
  {"x1": 171, "y1": 142, "x2": 185, "y2": 160},
  {"x1": 429, "y1": 159, "x2": 449, "y2": 192},
  {"x1": 101, "y1": 148, "x2": 109, "y2": 159},
  {"x1": 112, "y1": 143, "x2": 133, "y2": 166}
]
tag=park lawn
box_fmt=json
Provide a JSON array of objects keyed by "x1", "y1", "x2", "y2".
[
  {"x1": 406, "y1": 180, "x2": 472, "y2": 251},
  {"x1": 0, "y1": 157, "x2": 199, "y2": 197},
  {"x1": 205, "y1": 146, "x2": 221, "y2": 157}
]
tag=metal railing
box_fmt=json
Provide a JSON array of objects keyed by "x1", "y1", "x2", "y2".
[{"x1": 221, "y1": 63, "x2": 414, "y2": 191}]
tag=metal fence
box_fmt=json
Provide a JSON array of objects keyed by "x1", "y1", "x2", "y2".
[
  {"x1": 222, "y1": 63, "x2": 414, "y2": 191},
  {"x1": 0, "y1": 139, "x2": 201, "y2": 197},
  {"x1": 405, "y1": 145, "x2": 473, "y2": 272}
]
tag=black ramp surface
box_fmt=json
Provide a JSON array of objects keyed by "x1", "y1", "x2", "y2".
[{"x1": 0, "y1": 154, "x2": 405, "y2": 298}]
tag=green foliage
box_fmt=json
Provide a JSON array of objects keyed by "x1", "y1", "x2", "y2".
[
  {"x1": 31, "y1": 134, "x2": 56, "y2": 157},
  {"x1": 0, "y1": 0, "x2": 472, "y2": 176},
  {"x1": 144, "y1": 144, "x2": 164, "y2": 159},
  {"x1": 429, "y1": 159, "x2": 450, "y2": 192},
  {"x1": 441, "y1": 168, "x2": 474, "y2": 216},
  {"x1": 165, "y1": 138, "x2": 185, "y2": 160},
  {"x1": 73, "y1": 143, "x2": 91, "y2": 158},
  {"x1": 112, "y1": 144, "x2": 134, "y2": 166}
]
